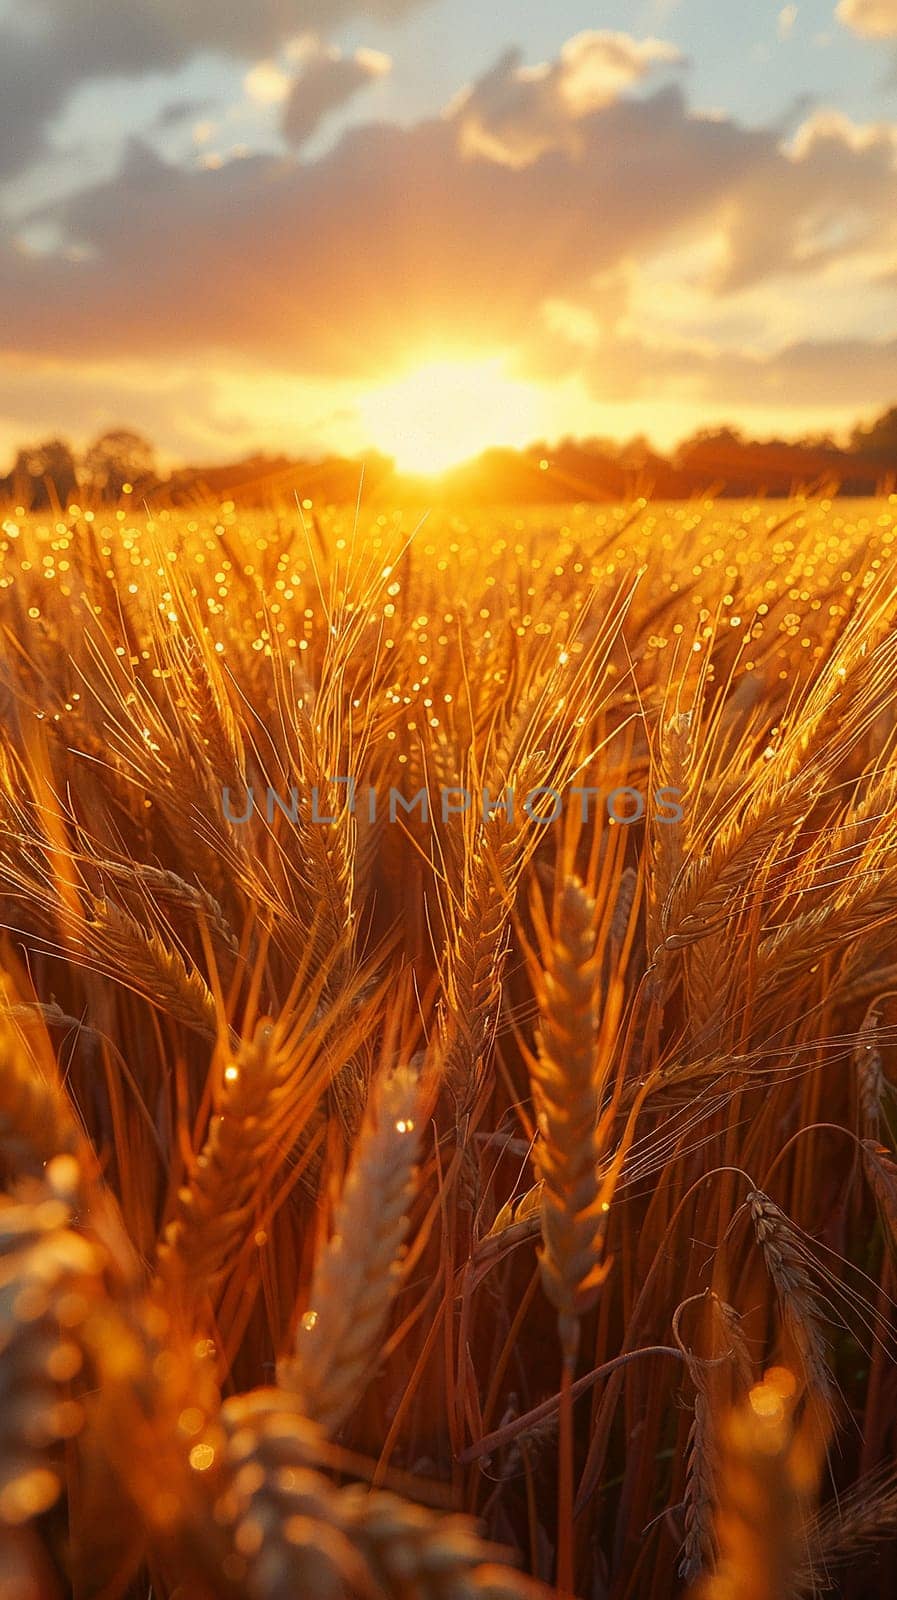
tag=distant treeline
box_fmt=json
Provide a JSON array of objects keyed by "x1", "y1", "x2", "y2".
[{"x1": 5, "y1": 409, "x2": 897, "y2": 509}]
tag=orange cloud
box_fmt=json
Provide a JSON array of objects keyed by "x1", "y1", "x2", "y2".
[
  {"x1": 453, "y1": 31, "x2": 684, "y2": 167},
  {"x1": 2, "y1": 32, "x2": 897, "y2": 454},
  {"x1": 0, "y1": 85, "x2": 760, "y2": 371},
  {"x1": 4, "y1": 77, "x2": 895, "y2": 373}
]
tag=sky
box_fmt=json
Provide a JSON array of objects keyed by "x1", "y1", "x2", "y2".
[{"x1": 2, "y1": 0, "x2": 897, "y2": 472}]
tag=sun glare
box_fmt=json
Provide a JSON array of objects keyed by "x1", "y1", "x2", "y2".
[{"x1": 358, "y1": 356, "x2": 542, "y2": 475}]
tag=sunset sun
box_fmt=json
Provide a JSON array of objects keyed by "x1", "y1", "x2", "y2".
[{"x1": 358, "y1": 356, "x2": 543, "y2": 475}]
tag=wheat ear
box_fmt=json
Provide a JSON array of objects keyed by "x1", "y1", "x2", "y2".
[
  {"x1": 279, "y1": 1061, "x2": 422, "y2": 1435},
  {"x1": 747, "y1": 1191, "x2": 836, "y2": 1418},
  {"x1": 861, "y1": 1138, "x2": 897, "y2": 1273},
  {"x1": 439, "y1": 753, "x2": 544, "y2": 1106},
  {"x1": 529, "y1": 876, "x2": 615, "y2": 1364},
  {"x1": 680, "y1": 1380, "x2": 718, "y2": 1585},
  {"x1": 659, "y1": 778, "x2": 811, "y2": 956},
  {"x1": 155, "y1": 1019, "x2": 283, "y2": 1297},
  {"x1": 92, "y1": 857, "x2": 240, "y2": 960},
  {"x1": 0, "y1": 1152, "x2": 226, "y2": 1589},
  {"x1": 854, "y1": 1002, "x2": 884, "y2": 1141},
  {"x1": 0, "y1": 1156, "x2": 101, "y2": 1529},
  {"x1": 220, "y1": 1389, "x2": 545, "y2": 1600},
  {"x1": 0, "y1": 1002, "x2": 79, "y2": 1181},
  {"x1": 81, "y1": 895, "x2": 221, "y2": 1039},
  {"x1": 801, "y1": 1462, "x2": 897, "y2": 1580},
  {"x1": 677, "y1": 1295, "x2": 753, "y2": 1585},
  {"x1": 648, "y1": 708, "x2": 691, "y2": 959},
  {"x1": 179, "y1": 632, "x2": 247, "y2": 795}
]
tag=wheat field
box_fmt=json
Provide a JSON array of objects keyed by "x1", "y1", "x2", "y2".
[{"x1": 2, "y1": 493, "x2": 897, "y2": 1599}]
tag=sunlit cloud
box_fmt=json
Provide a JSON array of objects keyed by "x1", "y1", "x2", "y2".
[
  {"x1": 1, "y1": 14, "x2": 897, "y2": 461},
  {"x1": 787, "y1": 107, "x2": 897, "y2": 156},
  {"x1": 244, "y1": 61, "x2": 293, "y2": 106},
  {"x1": 355, "y1": 48, "x2": 392, "y2": 79},
  {"x1": 454, "y1": 30, "x2": 684, "y2": 167},
  {"x1": 837, "y1": 0, "x2": 897, "y2": 36},
  {"x1": 2, "y1": 70, "x2": 896, "y2": 392}
]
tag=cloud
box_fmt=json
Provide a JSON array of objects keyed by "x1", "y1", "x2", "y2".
[
  {"x1": 0, "y1": 37, "x2": 75, "y2": 176},
  {"x1": 703, "y1": 334, "x2": 897, "y2": 405},
  {"x1": 0, "y1": 85, "x2": 773, "y2": 374},
  {"x1": 452, "y1": 30, "x2": 684, "y2": 167},
  {"x1": 1, "y1": 32, "x2": 897, "y2": 451},
  {"x1": 711, "y1": 109, "x2": 897, "y2": 290},
  {"x1": 3, "y1": 85, "x2": 896, "y2": 374},
  {"x1": 153, "y1": 97, "x2": 217, "y2": 131},
  {"x1": 282, "y1": 44, "x2": 392, "y2": 147},
  {"x1": 0, "y1": 0, "x2": 423, "y2": 180},
  {"x1": 523, "y1": 318, "x2": 897, "y2": 411},
  {"x1": 778, "y1": 6, "x2": 798, "y2": 38},
  {"x1": 837, "y1": 0, "x2": 897, "y2": 36},
  {"x1": 22, "y1": 0, "x2": 421, "y2": 59},
  {"x1": 0, "y1": 352, "x2": 235, "y2": 462},
  {"x1": 244, "y1": 61, "x2": 293, "y2": 106}
]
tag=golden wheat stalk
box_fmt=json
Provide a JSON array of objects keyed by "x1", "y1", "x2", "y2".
[
  {"x1": 854, "y1": 1002, "x2": 885, "y2": 1141},
  {"x1": 81, "y1": 894, "x2": 222, "y2": 1039},
  {"x1": 680, "y1": 1381, "x2": 718, "y2": 1585},
  {"x1": 155, "y1": 1018, "x2": 284, "y2": 1297},
  {"x1": 440, "y1": 823, "x2": 524, "y2": 1104},
  {"x1": 292, "y1": 700, "x2": 358, "y2": 978},
  {"x1": 439, "y1": 753, "x2": 546, "y2": 1106},
  {"x1": 0, "y1": 1156, "x2": 98, "y2": 1531},
  {"x1": 0, "y1": 1150, "x2": 225, "y2": 1590},
  {"x1": 178, "y1": 632, "x2": 247, "y2": 795},
  {"x1": 92, "y1": 857, "x2": 240, "y2": 960},
  {"x1": 648, "y1": 707, "x2": 692, "y2": 960},
  {"x1": 659, "y1": 776, "x2": 812, "y2": 958},
  {"x1": 279, "y1": 1061, "x2": 422, "y2": 1436},
  {"x1": 747, "y1": 1191, "x2": 837, "y2": 1418},
  {"x1": 220, "y1": 1388, "x2": 545, "y2": 1600},
  {"x1": 755, "y1": 856, "x2": 897, "y2": 997},
  {"x1": 0, "y1": 999, "x2": 79, "y2": 1181},
  {"x1": 528, "y1": 876, "x2": 618, "y2": 1364},
  {"x1": 675, "y1": 1293, "x2": 755, "y2": 1586}
]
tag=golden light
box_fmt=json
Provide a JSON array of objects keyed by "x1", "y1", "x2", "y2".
[{"x1": 358, "y1": 356, "x2": 542, "y2": 475}]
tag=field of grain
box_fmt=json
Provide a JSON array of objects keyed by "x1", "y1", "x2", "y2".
[{"x1": 2, "y1": 494, "x2": 897, "y2": 1599}]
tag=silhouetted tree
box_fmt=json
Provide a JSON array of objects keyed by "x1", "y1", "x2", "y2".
[
  {"x1": 851, "y1": 407, "x2": 897, "y2": 463},
  {"x1": 796, "y1": 431, "x2": 838, "y2": 450},
  {"x1": 83, "y1": 429, "x2": 157, "y2": 499},
  {"x1": 674, "y1": 426, "x2": 744, "y2": 465},
  {"x1": 11, "y1": 439, "x2": 78, "y2": 509}
]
